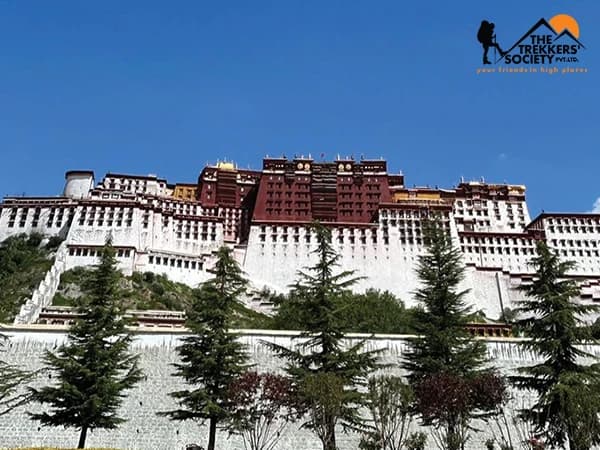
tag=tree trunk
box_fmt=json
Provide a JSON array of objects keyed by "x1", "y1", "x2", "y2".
[
  {"x1": 447, "y1": 418, "x2": 459, "y2": 450},
  {"x1": 207, "y1": 417, "x2": 217, "y2": 450},
  {"x1": 323, "y1": 415, "x2": 336, "y2": 450},
  {"x1": 569, "y1": 437, "x2": 587, "y2": 450},
  {"x1": 77, "y1": 425, "x2": 88, "y2": 449}
]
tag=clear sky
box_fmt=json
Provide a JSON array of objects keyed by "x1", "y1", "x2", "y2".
[{"x1": 1, "y1": 0, "x2": 598, "y2": 217}]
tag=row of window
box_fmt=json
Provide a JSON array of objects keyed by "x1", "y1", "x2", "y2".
[
  {"x1": 94, "y1": 193, "x2": 123, "y2": 200},
  {"x1": 266, "y1": 200, "x2": 310, "y2": 208},
  {"x1": 550, "y1": 239, "x2": 600, "y2": 248},
  {"x1": 80, "y1": 206, "x2": 134, "y2": 215},
  {"x1": 6, "y1": 207, "x2": 75, "y2": 229},
  {"x1": 264, "y1": 208, "x2": 310, "y2": 216},
  {"x1": 462, "y1": 221, "x2": 521, "y2": 231},
  {"x1": 69, "y1": 247, "x2": 132, "y2": 258},
  {"x1": 78, "y1": 217, "x2": 133, "y2": 228},
  {"x1": 148, "y1": 255, "x2": 203, "y2": 270},
  {"x1": 455, "y1": 208, "x2": 526, "y2": 221},
  {"x1": 175, "y1": 231, "x2": 217, "y2": 241},
  {"x1": 258, "y1": 225, "x2": 376, "y2": 235},
  {"x1": 462, "y1": 246, "x2": 536, "y2": 255},
  {"x1": 7, "y1": 219, "x2": 69, "y2": 229},
  {"x1": 153, "y1": 201, "x2": 218, "y2": 217},
  {"x1": 460, "y1": 236, "x2": 534, "y2": 246},
  {"x1": 547, "y1": 225, "x2": 600, "y2": 234},
  {"x1": 556, "y1": 249, "x2": 600, "y2": 258},
  {"x1": 380, "y1": 210, "x2": 451, "y2": 219},
  {"x1": 338, "y1": 201, "x2": 377, "y2": 209},
  {"x1": 219, "y1": 208, "x2": 241, "y2": 218},
  {"x1": 546, "y1": 217, "x2": 600, "y2": 226},
  {"x1": 456, "y1": 199, "x2": 524, "y2": 210},
  {"x1": 174, "y1": 220, "x2": 217, "y2": 232},
  {"x1": 338, "y1": 183, "x2": 380, "y2": 191},
  {"x1": 477, "y1": 247, "x2": 600, "y2": 259},
  {"x1": 258, "y1": 233, "x2": 379, "y2": 245},
  {"x1": 382, "y1": 219, "x2": 451, "y2": 228},
  {"x1": 338, "y1": 192, "x2": 381, "y2": 199}
]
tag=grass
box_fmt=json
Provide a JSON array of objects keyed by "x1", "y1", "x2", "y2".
[
  {"x1": 0, "y1": 233, "x2": 60, "y2": 322},
  {"x1": 53, "y1": 267, "x2": 275, "y2": 329}
]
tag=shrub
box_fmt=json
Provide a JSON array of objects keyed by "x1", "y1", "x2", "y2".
[
  {"x1": 405, "y1": 432, "x2": 427, "y2": 450},
  {"x1": 150, "y1": 282, "x2": 165, "y2": 296},
  {"x1": 27, "y1": 233, "x2": 43, "y2": 248},
  {"x1": 131, "y1": 272, "x2": 143, "y2": 284},
  {"x1": 45, "y1": 235, "x2": 64, "y2": 250},
  {"x1": 143, "y1": 271, "x2": 155, "y2": 283}
]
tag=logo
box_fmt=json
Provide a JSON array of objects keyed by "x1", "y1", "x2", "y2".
[{"x1": 476, "y1": 14, "x2": 587, "y2": 75}]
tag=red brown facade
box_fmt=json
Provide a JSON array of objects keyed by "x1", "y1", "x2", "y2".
[{"x1": 251, "y1": 157, "x2": 402, "y2": 225}]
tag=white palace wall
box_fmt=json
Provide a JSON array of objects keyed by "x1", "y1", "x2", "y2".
[
  {"x1": 1, "y1": 327, "x2": 599, "y2": 450},
  {"x1": 0, "y1": 201, "x2": 75, "y2": 243},
  {"x1": 0, "y1": 201, "x2": 544, "y2": 321},
  {"x1": 241, "y1": 223, "x2": 523, "y2": 319},
  {"x1": 3, "y1": 181, "x2": 600, "y2": 322}
]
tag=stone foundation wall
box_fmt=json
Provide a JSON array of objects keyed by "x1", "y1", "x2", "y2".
[{"x1": 1, "y1": 327, "x2": 599, "y2": 450}]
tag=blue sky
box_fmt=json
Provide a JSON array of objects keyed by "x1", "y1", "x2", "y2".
[{"x1": 1, "y1": 0, "x2": 598, "y2": 217}]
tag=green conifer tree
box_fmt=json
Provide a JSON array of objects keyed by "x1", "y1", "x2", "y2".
[
  {"x1": 29, "y1": 239, "x2": 143, "y2": 449},
  {"x1": 513, "y1": 241, "x2": 600, "y2": 450},
  {"x1": 402, "y1": 220, "x2": 491, "y2": 450},
  {"x1": 268, "y1": 223, "x2": 380, "y2": 450},
  {"x1": 161, "y1": 246, "x2": 249, "y2": 450}
]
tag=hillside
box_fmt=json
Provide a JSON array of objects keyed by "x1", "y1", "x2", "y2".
[
  {"x1": 0, "y1": 233, "x2": 62, "y2": 322},
  {"x1": 0, "y1": 235, "x2": 493, "y2": 333},
  {"x1": 52, "y1": 267, "x2": 275, "y2": 329}
]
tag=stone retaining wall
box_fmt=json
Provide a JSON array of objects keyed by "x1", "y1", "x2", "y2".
[{"x1": 1, "y1": 327, "x2": 598, "y2": 450}]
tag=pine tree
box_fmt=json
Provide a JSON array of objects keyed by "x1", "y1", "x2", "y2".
[
  {"x1": 161, "y1": 246, "x2": 249, "y2": 450},
  {"x1": 513, "y1": 241, "x2": 600, "y2": 450},
  {"x1": 267, "y1": 223, "x2": 380, "y2": 450},
  {"x1": 402, "y1": 220, "x2": 493, "y2": 450},
  {"x1": 29, "y1": 239, "x2": 143, "y2": 449}
]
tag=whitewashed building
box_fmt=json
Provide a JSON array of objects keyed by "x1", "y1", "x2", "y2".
[{"x1": 1, "y1": 157, "x2": 599, "y2": 324}]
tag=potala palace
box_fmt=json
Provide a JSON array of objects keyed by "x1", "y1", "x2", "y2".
[
  {"x1": 2, "y1": 157, "x2": 600, "y2": 449},
  {"x1": 2, "y1": 156, "x2": 600, "y2": 325}
]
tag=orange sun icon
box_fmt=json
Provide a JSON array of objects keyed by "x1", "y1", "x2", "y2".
[{"x1": 549, "y1": 14, "x2": 580, "y2": 38}]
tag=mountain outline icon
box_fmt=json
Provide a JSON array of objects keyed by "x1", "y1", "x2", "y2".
[
  {"x1": 495, "y1": 18, "x2": 558, "y2": 63},
  {"x1": 553, "y1": 29, "x2": 586, "y2": 49}
]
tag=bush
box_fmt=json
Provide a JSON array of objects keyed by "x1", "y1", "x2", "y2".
[
  {"x1": 0, "y1": 233, "x2": 53, "y2": 321},
  {"x1": 405, "y1": 432, "x2": 427, "y2": 450},
  {"x1": 143, "y1": 271, "x2": 155, "y2": 283},
  {"x1": 131, "y1": 272, "x2": 143, "y2": 284},
  {"x1": 272, "y1": 288, "x2": 415, "y2": 334},
  {"x1": 60, "y1": 266, "x2": 88, "y2": 284},
  {"x1": 45, "y1": 235, "x2": 64, "y2": 250},
  {"x1": 53, "y1": 293, "x2": 73, "y2": 307},
  {"x1": 150, "y1": 282, "x2": 165, "y2": 296},
  {"x1": 27, "y1": 232, "x2": 43, "y2": 248}
]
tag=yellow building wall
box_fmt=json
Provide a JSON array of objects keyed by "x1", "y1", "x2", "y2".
[
  {"x1": 393, "y1": 191, "x2": 441, "y2": 202},
  {"x1": 173, "y1": 185, "x2": 198, "y2": 201}
]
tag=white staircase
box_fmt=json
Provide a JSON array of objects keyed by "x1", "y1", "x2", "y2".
[{"x1": 14, "y1": 243, "x2": 69, "y2": 324}]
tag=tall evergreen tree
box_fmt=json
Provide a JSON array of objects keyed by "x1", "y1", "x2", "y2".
[
  {"x1": 267, "y1": 223, "x2": 380, "y2": 450},
  {"x1": 161, "y1": 246, "x2": 249, "y2": 450},
  {"x1": 402, "y1": 220, "x2": 493, "y2": 450},
  {"x1": 513, "y1": 241, "x2": 600, "y2": 450},
  {"x1": 30, "y1": 239, "x2": 143, "y2": 449}
]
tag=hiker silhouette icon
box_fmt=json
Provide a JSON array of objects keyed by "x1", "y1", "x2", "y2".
[{"x1": 477, "y1": 20, "x2": 506, "y2": 64}]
